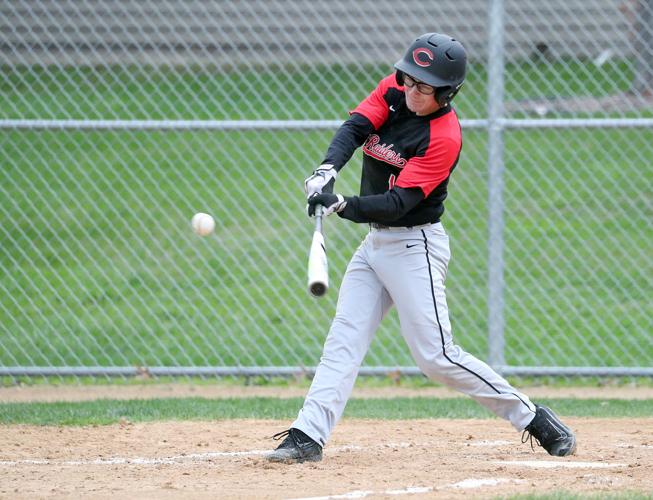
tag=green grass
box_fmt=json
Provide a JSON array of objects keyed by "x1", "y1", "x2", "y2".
[
  {"x1": 5, "y1": 374, "x2": 653, "y2": 391},
  {"x1": 1, "y1": 127, "x2": 650, "y2": 369},
  {"x1": 1, "y1": 61, "x2": 652, "y2": 373},
  {"x1": 0, "y1": 397, "x2": 651, "y2": 426}
]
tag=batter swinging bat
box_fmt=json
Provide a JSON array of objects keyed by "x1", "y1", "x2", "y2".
[{"x1": 307, "y1": 205, "x2": 328, "y2": 297}]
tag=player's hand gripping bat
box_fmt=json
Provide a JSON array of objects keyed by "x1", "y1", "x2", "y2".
[{"x1": 307, "y1": 205, "x2": 328, "y2": 297}]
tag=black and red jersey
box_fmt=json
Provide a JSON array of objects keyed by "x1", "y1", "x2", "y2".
[{"x1": 322, "y1": 74, "x2": 462, "y2": 227}]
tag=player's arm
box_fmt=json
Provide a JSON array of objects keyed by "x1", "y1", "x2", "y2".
[
  {"x1": 307, "y1": 187, "x2": 423, "y2": 220},
  {"x1": 339, "y1": 188, "x2": 424, "y2": 222},
  {"x1": 322, "y1": 75, "x2": 394, "y2": 170},
  {"x1": 321, "y1": 113, "x2": 375, "y2": 170},
  {"x1": 305, "y1": 76, "x2": 393, "y2": 197},
  {"x1": 304, "y1": 113, "x2": 374, "y2": 196}
]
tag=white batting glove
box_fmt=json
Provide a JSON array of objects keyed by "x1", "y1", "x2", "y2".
[{"x1": 304, "y1": 164, "x2": 337, "y2": 197}]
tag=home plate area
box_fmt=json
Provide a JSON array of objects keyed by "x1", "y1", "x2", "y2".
[{"x1": 1, "y1": 418, "x2": 650, "y2": 498}]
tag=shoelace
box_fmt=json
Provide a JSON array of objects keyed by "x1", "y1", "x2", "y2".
[
  {"x1": 521, "y1": 428, "x2": 541, "y2": 451},
  {"x1": 272, "y1": 429, "x2": 290, "y2": 441}
]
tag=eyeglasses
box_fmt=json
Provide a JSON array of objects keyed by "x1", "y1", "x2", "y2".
[{"x1": 403, "y1": 74, "x2": 435, "y2": 95}]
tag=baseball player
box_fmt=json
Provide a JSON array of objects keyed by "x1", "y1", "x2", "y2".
[{"x1": 267, "y1": 33, "x2": 577, "y2": 463}]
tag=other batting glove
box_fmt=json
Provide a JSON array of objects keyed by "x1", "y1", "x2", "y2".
[
  {"x1": 307, "y1": 193, "x2": 347, "y2": 217},
  {"x1": 304, "y1": 164, "x2": 337, "y2": 197}
]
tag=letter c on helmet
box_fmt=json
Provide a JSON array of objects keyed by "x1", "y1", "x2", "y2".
[{"x1": 412, "y1": 48, "x2": 433, "y2": 67}]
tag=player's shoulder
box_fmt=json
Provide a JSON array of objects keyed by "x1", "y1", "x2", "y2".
[
  {"x1": 374, "y1": 73, "x2": 403, "y2": 94},
  {"x1": 428, "y1": 107, "x2": 462, "y2": 143},
  {"x1": 431, "y1": 106, "x2": 461, "y2": 126},
  {"x1": 379, "y1": 73, "x2": 401, "y2": 87}
]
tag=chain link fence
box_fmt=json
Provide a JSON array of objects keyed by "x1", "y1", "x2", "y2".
[{"x1": 1, "y1": 0, "x2": 652, "y2": 379}]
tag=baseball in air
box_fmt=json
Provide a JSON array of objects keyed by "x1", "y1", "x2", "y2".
[{"x1": 191, "y1": 212, "x2": 215, "y2": 236}]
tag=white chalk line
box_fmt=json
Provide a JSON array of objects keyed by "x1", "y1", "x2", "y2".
[
  {"x1": 0, "y1": 443, "x2": 383, "y2": 467},
  {"x1": 287, "y1": 460, "x2": 633, "y2": 500},
  {"x1": 288, "y1": 478, "x2": 527, "y2": 500},
  {"x1": 0, "y1": 450, "x2": 269, "y2": 466},
  {"x1": 0, "y1": 440, "x2": 631, "y2": 471}
]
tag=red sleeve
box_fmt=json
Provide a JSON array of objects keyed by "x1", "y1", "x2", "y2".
[
  {"x1": 395, "y1": 122, "x2": 461, "y2": 197},
  {"x1": 350, "y1": 74, "x2": 397, "y2": 130}
]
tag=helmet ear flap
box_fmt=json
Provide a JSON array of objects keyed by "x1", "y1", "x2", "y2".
[
  {"x1": 395, "y1": 70, "x2": 405, "y2": 86},
  {"x1": 435, "y1": 83, "x2": 464, "y2": 107},
  {"x1": 435, "y1": 87, "x2": 453, "y2": 107}
]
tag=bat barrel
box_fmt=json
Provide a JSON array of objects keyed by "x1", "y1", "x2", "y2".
[{"x1": 307, "y1": 204, "x2": 328, "y2": 297}]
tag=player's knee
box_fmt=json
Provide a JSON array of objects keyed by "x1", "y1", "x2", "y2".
[{"x1": 413, "y1": 350, "x2": 453, "y2": 377}]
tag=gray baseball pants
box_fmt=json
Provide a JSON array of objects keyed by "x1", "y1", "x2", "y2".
[{"x1": 292, "y1": 222, "x2": 536, "y2": 446}]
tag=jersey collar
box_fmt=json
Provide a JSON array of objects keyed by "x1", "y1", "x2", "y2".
[{"x1": 422, "y1": 104, "x2": 452, "y2": 120}]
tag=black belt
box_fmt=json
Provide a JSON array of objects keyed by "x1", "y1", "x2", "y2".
[{"x1": 369, "y1": 222, "x2": 437, "y2": 230}]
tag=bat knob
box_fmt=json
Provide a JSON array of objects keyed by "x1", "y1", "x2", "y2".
[{"x1": 309, "y1": 282, "x2": 327, "y2": 297}]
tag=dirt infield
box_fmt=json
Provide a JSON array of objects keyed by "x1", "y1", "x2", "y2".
[
  {"x1": 1, "y1": 418, "x2": 652, "y2": 499},
  {"x1": 1, "y1": 385, "x2": 652, "y2": 498}
]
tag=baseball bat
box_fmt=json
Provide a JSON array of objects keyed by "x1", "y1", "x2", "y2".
[{"x1": 307, "y1": 205, "x2": 328, "y2": 297}]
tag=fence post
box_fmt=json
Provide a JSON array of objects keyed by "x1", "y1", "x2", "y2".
[{"x1": 487, "y1": 0, "x2": 506, "y2": 369}]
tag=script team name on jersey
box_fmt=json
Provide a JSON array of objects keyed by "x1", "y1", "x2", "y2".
[{"x1": 362, "y1": 135, "x2": 407, "y2": 168}]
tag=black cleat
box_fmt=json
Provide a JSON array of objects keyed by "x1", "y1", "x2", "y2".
[
  {"x1": 522, "y1": 405, "x2": 577, "y2": 457},
  {"x1": 266, "y1": 428, "x2": 323, "y2": 463}
]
